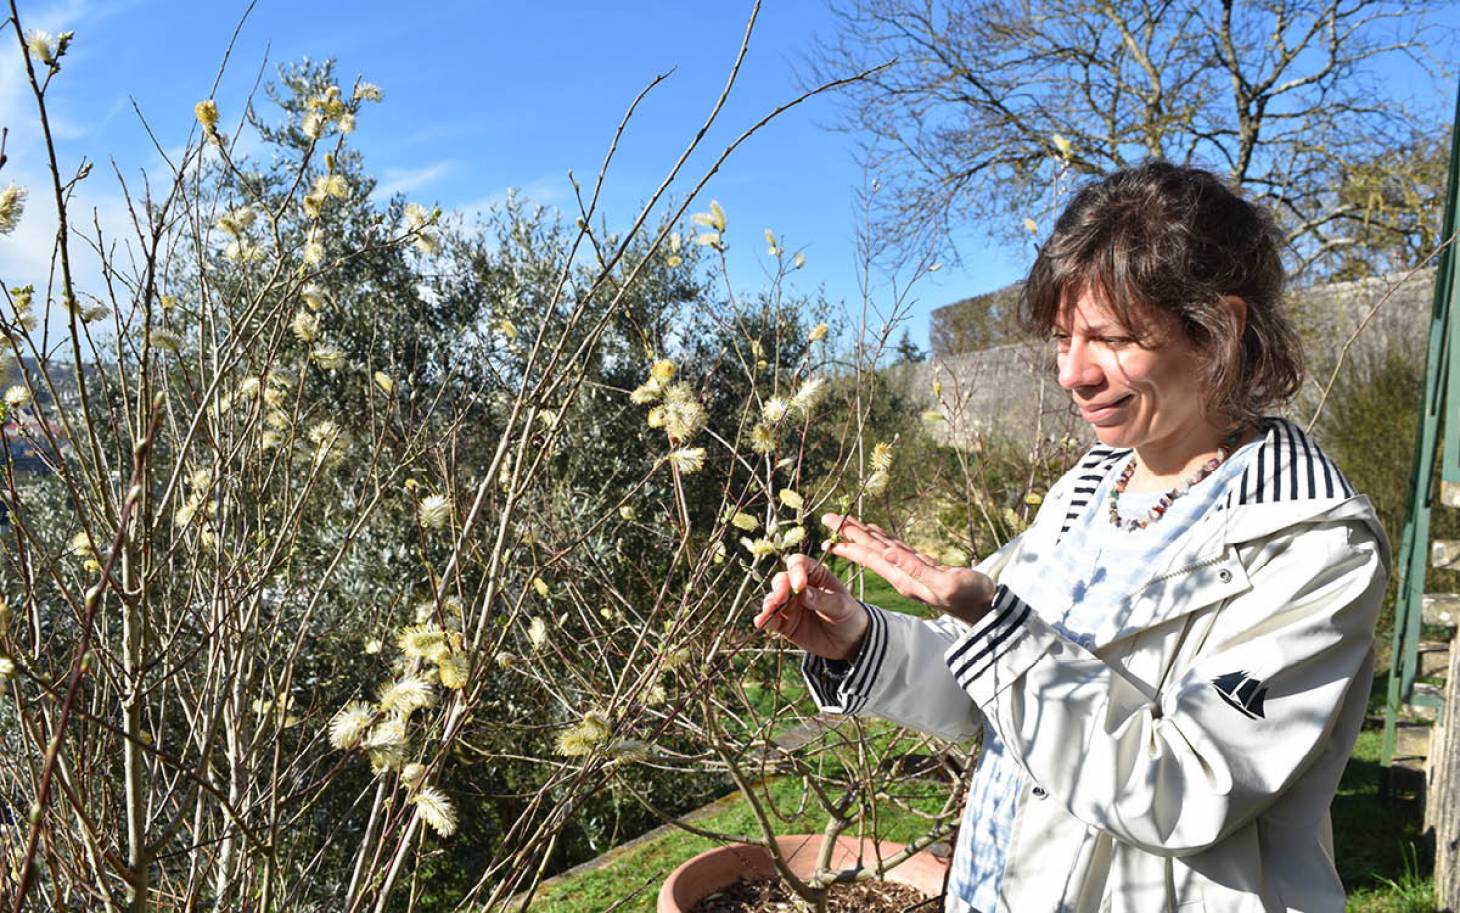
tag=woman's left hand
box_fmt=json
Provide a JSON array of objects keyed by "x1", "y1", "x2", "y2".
[{"x1": 822, "y1": 513, "x2": 995, "y2": 626}]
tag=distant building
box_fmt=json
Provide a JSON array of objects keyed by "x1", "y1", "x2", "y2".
[{"x1": 909, "y1": 270, "x2": 1435, "y2": 446}]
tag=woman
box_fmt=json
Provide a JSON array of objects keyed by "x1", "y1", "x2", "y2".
[{"x1": 755, "y1": 162, "x2": 1390, "y2": 913}]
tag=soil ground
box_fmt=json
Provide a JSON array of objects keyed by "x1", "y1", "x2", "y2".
[{"x1": 687, "y1": 876, "x2": 934, "y2": 913}]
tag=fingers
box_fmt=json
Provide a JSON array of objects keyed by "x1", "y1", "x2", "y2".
[
  {"x1": 881, "y1": 546, "x2": 943, "y2": 603},
  {"x1": 822, "y1": 512, "x2": 868, "y2": 545},
  {"x1": 784, "y1": 555, "x2": 811, "y2": 594},
  {"x1": 821, "y1": 513, "x2": 942, "y2": 604},
  {"x1": 784, "y1": 553, "x2": 845, "y2": 597},
  {"x1": 824, "y1": 514, "x2": 936, "y2": 568},
  {"x1": 755, "y1": 553, "x2": 854, "y2": 637},
  {"x1": 823, "y1": 513, "x2": 907, "y2": 555},
  {"x1": 754, "y1": 598, "x2": 785, "y2": 633},
  {"x1": 757, "y1": 571, "x2": 793, "y2": 629},
  {"x1": 756, "y1": 568, "x2": 814, "y2": 633},
  {"x1": 755, "y1": 588, "x2": 804, "y2": 639},
  {"x1": 753, "y1": 601, "x2": 786, "y2": 633}
]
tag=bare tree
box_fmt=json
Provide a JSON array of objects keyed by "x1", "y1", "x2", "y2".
[
  {"x1": 1331, "y1": 129, "x2": 1452, "y2": 280},
  {"x1": 811, "y1": 0, "x2": 1454, "y2": 279}
]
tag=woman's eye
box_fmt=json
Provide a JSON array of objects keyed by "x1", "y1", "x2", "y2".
[{"x1": 1100, "y1": 336, "x2": 1133, "y2": 347}]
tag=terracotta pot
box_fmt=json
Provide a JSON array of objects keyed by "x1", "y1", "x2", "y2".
[{"x1": 657, "y1": 834, "x2": 947, "y2": 913}]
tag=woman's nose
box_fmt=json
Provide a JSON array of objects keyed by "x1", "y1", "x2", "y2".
[{"x1": 1057, "y1": 339, "x2": 1101, "y2": 390}]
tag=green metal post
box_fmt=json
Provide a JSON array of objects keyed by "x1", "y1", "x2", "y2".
[
  {"x1": 1383, "y1": 313, "x2": 1446, "y2": 763},
  {"x1": 1441, "y1": 79, "x2": 1460, "y2": 484},
  {"x1": 1382, "y1": 74, "x2": 1460, "y2": 765}
]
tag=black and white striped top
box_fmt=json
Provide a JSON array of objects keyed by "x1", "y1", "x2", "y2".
[
  {"x1": 1058, "y1": 445, "x2": 1129, "y2": 536},
  {"x1": 1057, "y1": 418, "x2": 1354, "y2": 537}
]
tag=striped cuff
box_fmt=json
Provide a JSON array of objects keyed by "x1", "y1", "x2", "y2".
[
  {"x1": 801, "y1": 602, "x2": 888, "y2": 715},
  {"x1": 944, "y1": 585, "x2": 1034, "y2": 698}
]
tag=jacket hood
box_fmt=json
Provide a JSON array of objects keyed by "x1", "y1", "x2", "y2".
[
  {"x1": 1049, "y1": 418, "x2": 1389, "y2": 559},
  {"x1": 1034, "y1": 417, "x2": 1392, "y2": 649},
  {"x1": 1217, "y1": 418, "x2": 1387, "y2": 552}
]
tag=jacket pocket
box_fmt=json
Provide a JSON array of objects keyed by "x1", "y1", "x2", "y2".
[{"x1": 1096, "y1": 550, "x2": 1250, "y2": 647}]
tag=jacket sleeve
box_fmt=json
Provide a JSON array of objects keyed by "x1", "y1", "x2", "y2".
[
  {"x1": 797, "y1": 531, "x2": 1034, "y2": 742},
  {"x1": 944, "y1": 517, "x2": 1388, "y2": 856},
  {"x1": 802, "y1": 601, "x2": 983, "y2": 742}
]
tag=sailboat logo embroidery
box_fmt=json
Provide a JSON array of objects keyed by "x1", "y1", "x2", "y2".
[{"x1": 1212, "y1": 671, "x2": 1268, "y2": 719}]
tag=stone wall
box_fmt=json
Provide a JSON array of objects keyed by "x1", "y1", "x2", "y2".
[{"x1": 898, "y1": 269, "x2": 1436, "y2": 449}]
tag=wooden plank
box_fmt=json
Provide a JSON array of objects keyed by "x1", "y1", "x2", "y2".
[
  {"x1": 1432, "y1": 620, "x2": 1460, "y2": 912},
  {"x1": 1421, "y1": 642, "x2": 1454, "y2": 679},
  {"x1": 1393, "y1": 723, "x2": 1431, "y2": 760},
  {"x1": 1406, "y1": 683, "x2": 1444, "y2": 723},
  {"x1": 1424, "y1": 593, "x2": 1460, "y2": 629},
  {"x1": 1432, "y1": 540, "x2": 1460, "y2": 570}
]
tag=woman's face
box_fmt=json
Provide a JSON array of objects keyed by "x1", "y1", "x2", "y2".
[{"x1": 1053, "y1": 288, "x2": 1215, "y2": 453}]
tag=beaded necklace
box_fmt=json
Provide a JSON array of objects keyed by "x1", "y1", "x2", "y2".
[{"x1": 1107, "y1": 437, "x2": 1237, "y2": 531}]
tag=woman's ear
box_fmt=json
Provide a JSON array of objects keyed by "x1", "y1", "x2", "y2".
[{"x1": 1223, "y1": 295, "x2": 1248, "y2": 338}]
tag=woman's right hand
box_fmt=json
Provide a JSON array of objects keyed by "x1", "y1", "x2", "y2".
[{"x1": 754, "y1": 553, "x2": 868, "y2": 661}]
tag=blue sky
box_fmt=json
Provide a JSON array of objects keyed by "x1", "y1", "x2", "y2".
[{"x1": 2, "y1": 0, "x2": 1456, "y2": 354}]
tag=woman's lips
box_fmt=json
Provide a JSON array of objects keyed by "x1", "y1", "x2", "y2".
[{"x1": 1079, "y1": 394, "x2": 1132, "y2": 422}]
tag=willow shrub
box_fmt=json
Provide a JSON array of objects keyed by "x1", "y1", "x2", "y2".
[{"x1": 0, "y1": 17, "x2": 978, "y2": 913}]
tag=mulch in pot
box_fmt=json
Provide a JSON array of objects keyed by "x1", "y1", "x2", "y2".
[{"x1": 688, "y1": 876, "x2": 934, "y2": 913}]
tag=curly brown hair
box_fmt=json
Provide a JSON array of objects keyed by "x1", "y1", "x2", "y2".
[{"x1": 1021, "y1": 161, "x2": 1303, "y2": 429}]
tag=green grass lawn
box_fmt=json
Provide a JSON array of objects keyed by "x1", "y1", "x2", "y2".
[
  {"x1": 833, "y1": 561, "x2": 931, "y2": 619},
  {"x1": 1335, "y1": 727, "x2": 1435, "y2": 912},
  {"x1": 527, "y1": 570, "x2": 1440, "y2": 913}
]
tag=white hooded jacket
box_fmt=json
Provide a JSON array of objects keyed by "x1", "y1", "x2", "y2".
[{"x1": 804, "y1": 419, "x2": 1390, "y2": 913}]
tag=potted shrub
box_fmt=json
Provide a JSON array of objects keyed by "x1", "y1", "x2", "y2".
[
  {"x1": 502, "y1": 217, "x2": 979, "y2": 912},
  {"x1": 659, "y1": 834, "x2": 951, "y2": 912}
]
